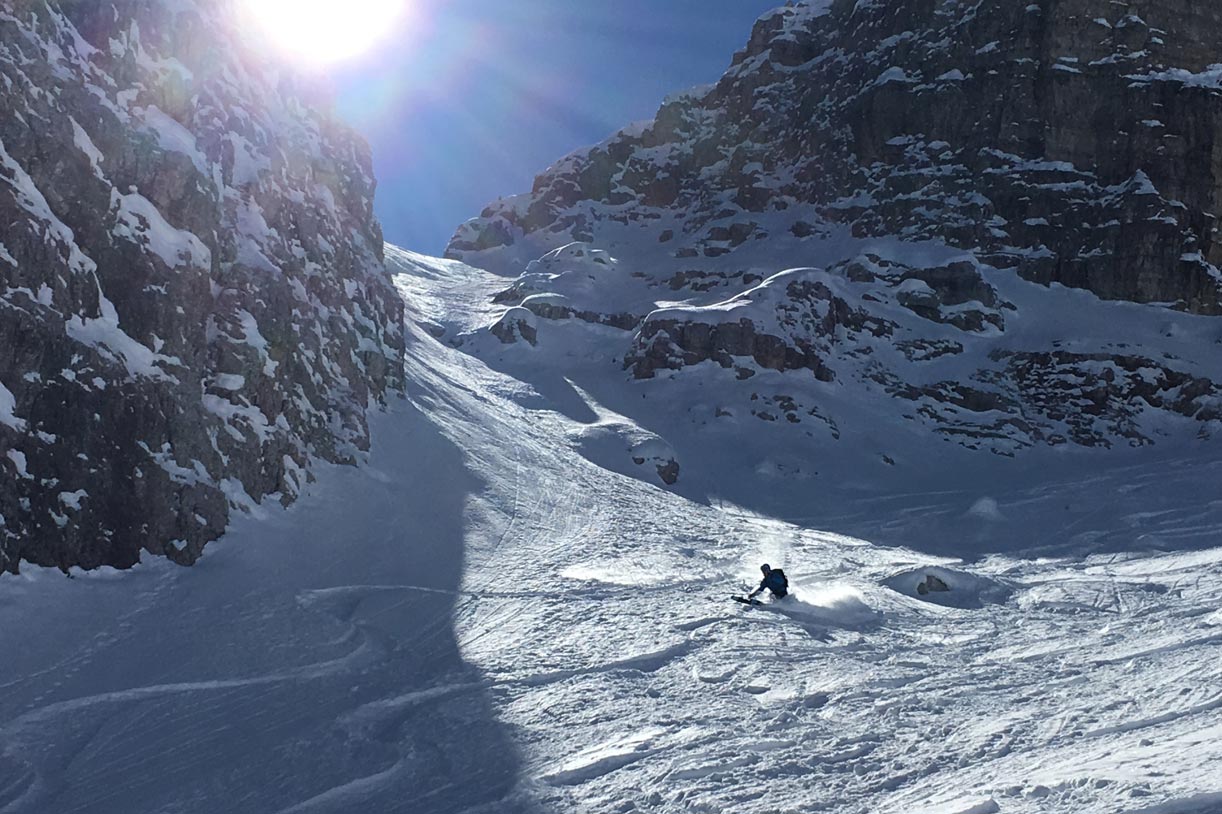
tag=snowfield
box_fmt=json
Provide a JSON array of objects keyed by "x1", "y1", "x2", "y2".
[{"x1": 1, "y1": 250, "x2": 1220, "y2": 814}]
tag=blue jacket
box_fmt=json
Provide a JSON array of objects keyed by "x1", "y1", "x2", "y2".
[{"x1": 759, "y1": 569, "x2": 788, "y2": 595}]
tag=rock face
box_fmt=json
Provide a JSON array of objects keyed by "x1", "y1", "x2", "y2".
[
  {"x1": 0, "y1": 1, "x2": 405, "y2": 571},
  {"x1": 451, "y1": 0, "x2": 1222, "y2": 314},
  {"x1": 447, "y1": 0, "x2": 1222, "y2": 465}
]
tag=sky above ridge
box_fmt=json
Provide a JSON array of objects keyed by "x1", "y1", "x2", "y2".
[{"x1": 329, "y1": 0, "x2": 783, "y2": 256}]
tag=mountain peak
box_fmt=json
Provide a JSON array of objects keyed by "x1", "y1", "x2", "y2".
[{"x1": 450, "y1": 0, "x2": 1222, "y2": 314}]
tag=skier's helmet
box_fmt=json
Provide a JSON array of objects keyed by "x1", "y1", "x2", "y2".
[{"x1": 761, "y1": 563, "x2": 771, "y2": 573}]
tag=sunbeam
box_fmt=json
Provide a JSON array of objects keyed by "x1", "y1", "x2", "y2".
[{"x1": 241, "y1": 0, "x2": 410, "y2": 67}]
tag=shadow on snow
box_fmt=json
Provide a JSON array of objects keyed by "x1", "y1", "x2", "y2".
[{"x1": 0, "y1": 399, "x2": 550, "y2": 814}]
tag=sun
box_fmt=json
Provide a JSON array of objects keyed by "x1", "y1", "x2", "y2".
[{"x1": 241, "y1": 0, "x2": 409, "y2": 67}]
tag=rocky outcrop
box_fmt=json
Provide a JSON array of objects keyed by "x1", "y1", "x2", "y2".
[
  {"x1": 444, "y1": 0, "x2": 1221, "y2": 463},
  {"x1": 0, "y1": 1, "x2": 404, "y2": 571},
  {"x1": 879, "y1": 350, "x2": 1221, "y2": 451},
  {"x1": 449, "y1": 0, "x2": 1222, "y2": 314},
  {"x1": 490, "y1": 307, "x2": 538, "y2": 346},
  {"x1": 624, "y1": 271, "x2": 884, "y2": 381}
]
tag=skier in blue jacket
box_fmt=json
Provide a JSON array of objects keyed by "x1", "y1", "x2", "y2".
[{"x1": 748, "y1": 563, "x2": 789, "y2": 601}]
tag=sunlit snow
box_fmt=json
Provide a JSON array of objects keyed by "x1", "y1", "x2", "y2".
[{"x1": 1, "y1": 249, "x2": 1219, "y2": 813}]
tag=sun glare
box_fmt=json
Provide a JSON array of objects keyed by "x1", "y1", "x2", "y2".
[{"x1": 242, "y1": 0, "x2": 409, "y2": 67}]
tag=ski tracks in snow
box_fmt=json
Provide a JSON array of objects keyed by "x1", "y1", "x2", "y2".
[
  {"x1": 1, "y1": 254, "x2": 1219, "y2": 813},
  {"x1": 384, "y1": 262, "x2": 1222, "y2": 813}
]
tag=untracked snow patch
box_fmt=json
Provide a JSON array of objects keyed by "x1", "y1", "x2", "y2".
[{"x1": 884, "y1": 566, "x2": 1013, "y2": 609}]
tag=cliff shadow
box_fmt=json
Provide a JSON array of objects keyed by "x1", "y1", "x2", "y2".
[{"x1": 0, "y1": 398, "x2": 550, "y2": 814}]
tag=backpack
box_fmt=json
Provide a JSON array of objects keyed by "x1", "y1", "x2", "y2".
[{"x1": 765, "y1": 569, "x2": 788, "y2": 592}]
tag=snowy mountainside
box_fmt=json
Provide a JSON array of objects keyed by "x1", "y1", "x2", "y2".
[
  {"x1": 2, "y1": 250, "x2": 1218, "y2": 814},
  {"x1": 0, "y1": 1, "x2": 404, "y2": 571},
  {"x1": 423, "y1": 222, "x2": 1222, "y2": 536},
  {"x1": 451, "y1": 0, "x2": 1222, "y2": 312},
  {"x1": 440, "y1": 0, "x2": 1222, "y2": 520},
  {"x1": 395, "y1": 233, "x2": 1222, "y2": 556}
]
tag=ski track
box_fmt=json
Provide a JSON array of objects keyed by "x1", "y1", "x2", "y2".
[{"x1": 0, "y1": 250, "x2": 1218, "y2": 812}]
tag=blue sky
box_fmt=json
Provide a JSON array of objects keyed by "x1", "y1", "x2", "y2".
[{"x1": 332, "y1": 0, "x2": 782, "y2": 255}]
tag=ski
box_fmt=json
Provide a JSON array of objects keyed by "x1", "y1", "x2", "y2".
[{"x1": 731, "y1": 595, "x2": 762, "y2": 606}]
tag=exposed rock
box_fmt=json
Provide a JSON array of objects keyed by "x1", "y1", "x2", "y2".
[
  {"x1": 917, "y1": 575, "x2": 951, "y2": 596},
  {"x1": 443, "y1": 0, "x2": 1222, "y2": 461},
  {"x1": 624, "y1": 270, "x2": 889, "y2": 381},
  {"x1": 0, "y1": 1, "x2": 404, "y2": 571},
  {"x1": 896, "y1": 339, "x2": 965, "y2": 362},
  {"x1": 889, "y1": 351, "x2": 1221, "y2": 450},
  {"x1": 629, "y1": 437, "x2": 680, "y2": 486},
  {"x1": 450, "y1": 0, "x2": 1222, "y2": 314},
  {"x1": 486, "y1": 242, "x2": 644, "y2": 334},
  {"x1": 656, "y1": 459, "x2": 680, "y2": 486},
  {"x1": 490, "y1": 307, "x2": 538, "y2": 346}
]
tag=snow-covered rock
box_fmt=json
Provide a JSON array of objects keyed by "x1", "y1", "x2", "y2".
[
  {"x1": 443, "y1": 0, "x2": 1222, "y2": 472},
  {"x1": 450, "y1": 0, "x2": 1222, "y2": 314},
  {"x1": 0, "y1": 1, "x2": 404, "y2": 571},
  {"x1": 490, "y1": 307, "x2": 538, "y2": 346},
  {"x1": 884, "y1": 566, "x2": 1014, "y2": 609}
]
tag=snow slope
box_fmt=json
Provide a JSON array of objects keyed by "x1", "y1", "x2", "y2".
[{"x1": 1, "y1": 250, "x2": 1220, "y2": 813}]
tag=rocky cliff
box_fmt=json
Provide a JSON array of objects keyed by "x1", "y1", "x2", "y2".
[
  {"x1": 0, "y1": 0, "x2": 405, "y2": 571},
  {"x1": 445, "y1": 0, "x2": 1222, "y2": 480},
  {"x1": 452, "y1": 0, "x2": 1222, "y2": 314}
]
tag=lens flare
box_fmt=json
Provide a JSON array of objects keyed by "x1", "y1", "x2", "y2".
[{"x1": 241, "y1": 0, "x2": 409, "y2": 67}]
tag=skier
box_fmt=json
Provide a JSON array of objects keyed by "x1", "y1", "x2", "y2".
[{"x1": 748, "y1": 563, "x2": 788, "y2": 601}]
